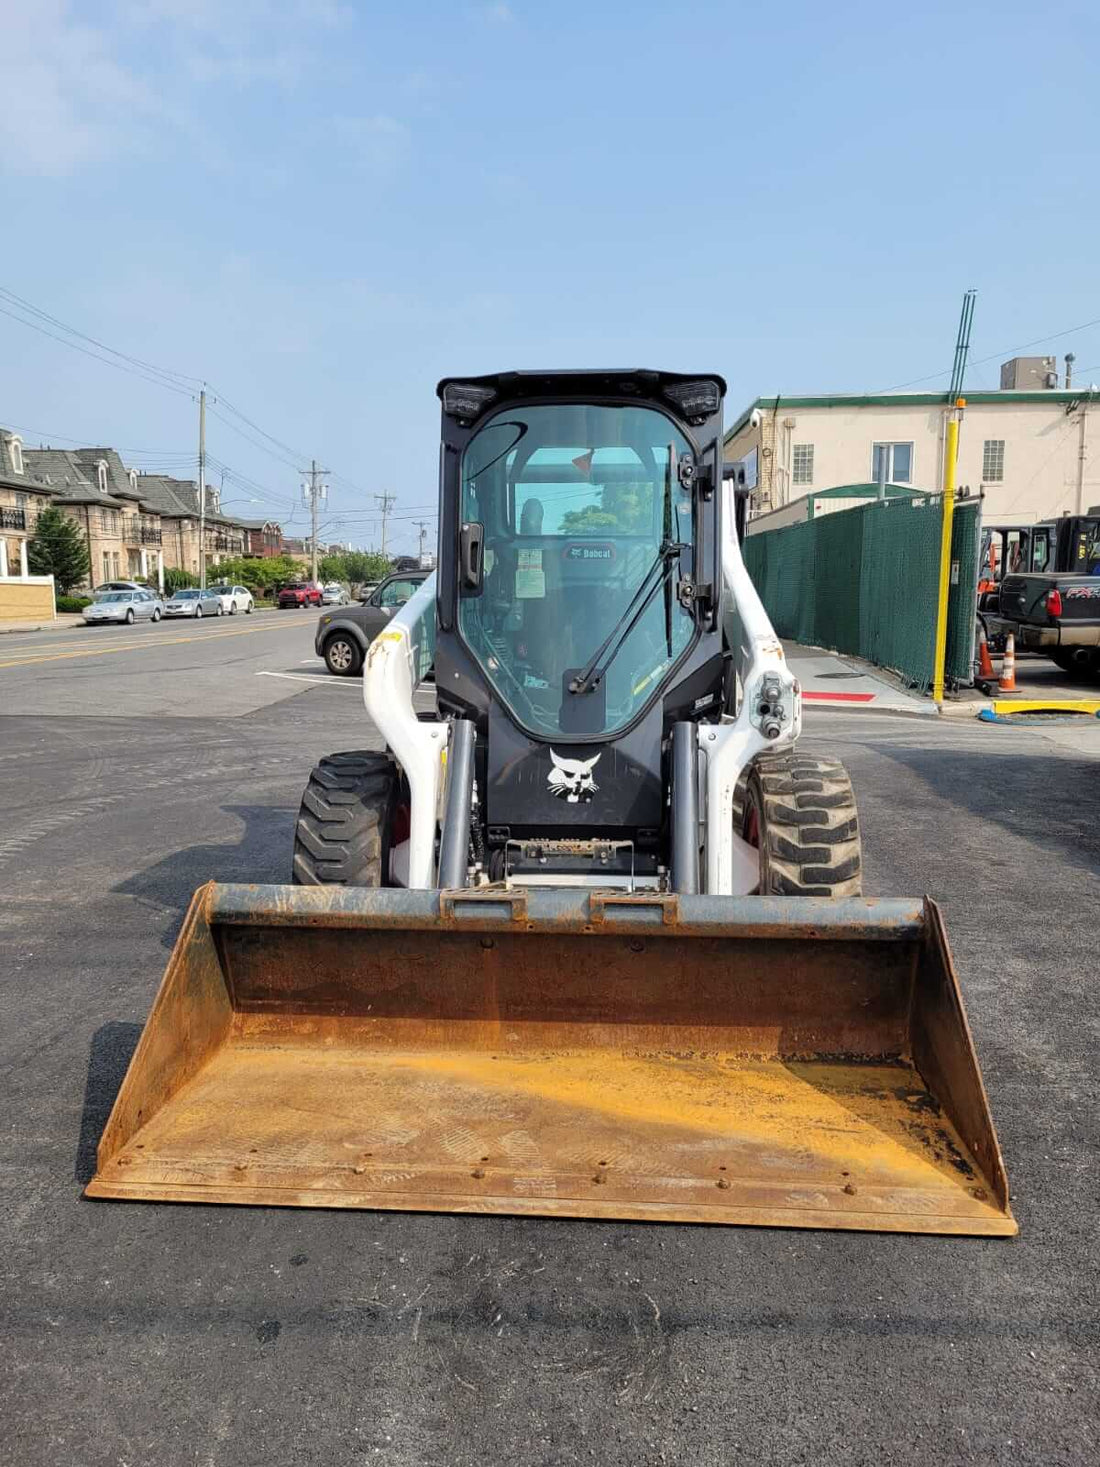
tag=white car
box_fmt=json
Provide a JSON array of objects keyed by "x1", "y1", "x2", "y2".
[
  {"x1": 321, "y1": 583, "x2": 347, "y2": 606},
  {"x1": 206, "y1": 583, "x2": 255, "y2": 615}
]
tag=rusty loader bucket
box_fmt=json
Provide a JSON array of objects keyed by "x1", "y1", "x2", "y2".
[{"x1": 87, "y1": 885, "x2": 1015, "y2": 1236}]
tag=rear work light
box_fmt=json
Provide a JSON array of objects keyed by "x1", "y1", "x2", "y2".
[{"x1": 1045, "y1": 588, "x2": 1063, "y2": 617}]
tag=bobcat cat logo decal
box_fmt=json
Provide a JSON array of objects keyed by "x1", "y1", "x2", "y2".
[{"x1": 547, "y1": 749, "x2": 601, "y2": 803}]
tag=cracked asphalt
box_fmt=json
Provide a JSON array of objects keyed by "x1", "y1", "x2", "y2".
[{"x1": 1, "y1": 616, "x2": 1097, "y2": 1466}]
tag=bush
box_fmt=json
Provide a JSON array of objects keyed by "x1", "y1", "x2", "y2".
[
  {"x1": 163, "y1": 566, "x2": 199, "y2": 594},
  {"x1": 56, "y1": 594, "x2": 92, "y2": 613}
]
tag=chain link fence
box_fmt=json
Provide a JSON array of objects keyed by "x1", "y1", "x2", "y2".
[{"x1": 742, "y1": 496, "x2": 980, "y2": 693}]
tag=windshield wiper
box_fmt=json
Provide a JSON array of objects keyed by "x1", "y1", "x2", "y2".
[{"x1": 568, "y1": 541, "x2": 685, "y2": 696}]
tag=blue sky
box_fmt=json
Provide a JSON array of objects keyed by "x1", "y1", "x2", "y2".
[{"x1": 1, "y1": 0, "x2": 1098, "y2": 552}]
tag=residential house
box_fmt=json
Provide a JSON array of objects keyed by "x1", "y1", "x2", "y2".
[
  {"x1": 0, "y1": 428, "x2": 62, "y2": 620},
  {"x1": 725, "y1": 361, "x2": 1099, "y2": 524},
  {"x1": 20, "y1": 445, "x2": 145, "y2": 590},
  {"x1": 134, "y1": 475, "x2": 246, "y2": 575},
  {"x1": 1, "y1": 428, "x2": 58, "y2": 577},
  {"x1": 238, "y1": 517, "x2": 284, "y2": 557}
]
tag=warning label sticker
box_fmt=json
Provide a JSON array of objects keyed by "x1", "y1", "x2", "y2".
[{"x1": 516, "y1": 548, "x2": 545, "y2": 599}]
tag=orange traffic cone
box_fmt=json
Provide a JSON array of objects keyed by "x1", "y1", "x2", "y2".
[
  {"x1": 998, "y1": 631, "x2": 1018, "y2": 693},
  {"x1": 977, "y1": 623, "x2": 996, "y2": 680}
]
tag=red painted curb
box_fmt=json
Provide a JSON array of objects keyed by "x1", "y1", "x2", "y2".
[{"x1": 802, "y1": 691, "x2": 876, "y2": 703}]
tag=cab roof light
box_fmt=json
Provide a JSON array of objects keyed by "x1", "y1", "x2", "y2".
[
  {"x1": 441, "y1": 383, "x2": 497, "y2": 422},
  {"x1": 663, "y1": 379, "x2": 722, "y2": 423}
]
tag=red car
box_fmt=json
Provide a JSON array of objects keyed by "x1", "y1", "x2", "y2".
[{"x1": 277, "y1": 582, "x2": 323, "y2": 609}]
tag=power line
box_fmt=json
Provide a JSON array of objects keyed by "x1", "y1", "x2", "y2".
[
  {"x1": 875, "y1": 312, "x2": 1100, "y2": 393},
  {"x1": 0, "y1": 301, "x2": 195, "y2": 398},
  {"x1": 0, "y1": 281, "x2": 411, "y2": 525}
]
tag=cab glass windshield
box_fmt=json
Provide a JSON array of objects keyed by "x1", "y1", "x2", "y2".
[{"x1": 458, "y1": 403, "x2": 697, "y2": 739}]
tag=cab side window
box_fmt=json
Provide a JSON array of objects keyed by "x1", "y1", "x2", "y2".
[{"x1": 379, "y1": 578, "x2": 418, "y2": 607}]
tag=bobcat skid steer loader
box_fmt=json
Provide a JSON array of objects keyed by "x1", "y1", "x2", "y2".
[{"x1": 88, "y1": 370, "x2": 1014, "y2": 1236}]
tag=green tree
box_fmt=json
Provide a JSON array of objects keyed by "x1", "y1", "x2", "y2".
[
  {"x1": 559, "y1": 482, "x2": 654, "y2": 536},
  {"x1": 319, "y1": 550, "x2": 391, "y2": 586},
  {"x1": 27, "y1": 506, "x2": 91, "y2": 594},
  {"x1": 208, "y1": 554, "x2": 304, "y2": 594}
]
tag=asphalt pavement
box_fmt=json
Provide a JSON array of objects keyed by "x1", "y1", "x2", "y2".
[{"x1": 0, "y1": 613, "x2": 1097, "y2": 1467}]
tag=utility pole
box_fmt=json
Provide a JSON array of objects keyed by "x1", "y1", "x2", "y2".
[
  {"x1": 198, "y1": 386, "x2": 207, "y2": 588},
  {"x1": 374, "y1": 492, "x2": 397, "y2": 559},
  {"x1": 413, "y1": 519, "x2": 430, "y2": 566},
  {"x1": 303, "y1": 461, "x2": 329, "y2": 582}
]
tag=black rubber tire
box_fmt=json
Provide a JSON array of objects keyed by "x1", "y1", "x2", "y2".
[
  {"x1": 125, "y1": 608, "x2": 135, "y2": 624},
  {"x1": 195, "y1": 606, "x2": 202, "y2": 618},
  {"x1": 323, "y1": 633, "x2": 364, "y2": 677},
  {"x1": 292, "y1": 750, "x2": 401, "y2": 886},
  {"x1": 741, "y1": 751, "x2": 862, "y2": 897},
  {"x1": 1049, "y1": 648, "x2": 1098, "y2": 678}
]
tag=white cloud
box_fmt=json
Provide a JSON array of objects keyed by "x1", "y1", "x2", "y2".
[
  {"x1": 0, "y1": 0, "x2": 358, "y2": 177},
  {"x1": 0, "y1": 2, "x2": 160, "y2": 175},
  {"x1": 484, "y1": 3, "x2": 514, "y2": 21}
]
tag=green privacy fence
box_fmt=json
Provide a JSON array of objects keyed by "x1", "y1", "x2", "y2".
[{"x1": 742, "y1": 496, "x2": 980, "y2": 693}]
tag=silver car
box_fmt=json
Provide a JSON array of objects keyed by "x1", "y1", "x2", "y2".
[
  {"x1": 83, "y1": 589, "x2": 165, "y2": 626},
  {"x1": 163, "y1": 588, "x2": 225, "y2": 619},
  {"x1": 321, "y1": 583, "x2": 347, "y2": 605}
]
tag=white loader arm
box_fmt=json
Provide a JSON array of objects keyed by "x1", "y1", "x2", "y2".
[
  {"x1": 362, "y1": 573, "x2": 448, "y2": 889},
  {"x1": 700, "y1": 479, "x2": 801, "y2": 894}
]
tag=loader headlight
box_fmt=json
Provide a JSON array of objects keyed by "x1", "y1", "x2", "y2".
[
  {"x1": 441, "y1": 382, "x2": 497, "y2": 422},
  {"x1": 663, "y1": 378, "x2": 722, "y2": 423}
]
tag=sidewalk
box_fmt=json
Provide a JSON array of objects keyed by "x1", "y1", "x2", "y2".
[
  {"x1": 0, "y1": 613, "x2": 85, "y2": 636},
  {"x1": 783, "y1": 641, "x2": 938, "y2": 717}
]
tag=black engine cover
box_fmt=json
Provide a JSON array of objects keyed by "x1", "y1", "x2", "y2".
[{"x1": 485, "y1": 700, "x2": 663, "y2": 838}]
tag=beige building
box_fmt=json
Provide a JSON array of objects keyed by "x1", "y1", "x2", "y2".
[
  {"x1": 18, "y1": 445, "x2": 168, "y2": 590},
  {"x1": 134, "y1": 474, "x2": 246, "y2": 576},
  {"x1": 725, "y1": 382, "x2": 1099, "y2": 525}
]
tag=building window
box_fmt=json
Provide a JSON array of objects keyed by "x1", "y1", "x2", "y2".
[
  {"x1": 982, "y1": 439, "x2": 1005, "y2": 483},
  {"x1": 112, "y1": 551, "x2": 121, "y2": 577},
  {"x1": 8, "y1": 435, "x2": 23, "y2": 475},
  {"x1": 97, "y1": 460, "x2": 109, "y2": 493},
  {"x1": 792, "y1": 443, "x2": 814, "y2": 486},
  {"x1": 102, "y1": 552, "x2": 111, "y2": 582},
  {"x1": 872, "y1": 442, "x2": 913, "y2": 484}
]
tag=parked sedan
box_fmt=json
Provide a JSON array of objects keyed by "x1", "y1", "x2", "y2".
[
  {"x1": 163, "y1": 587, "x2": 225, "y2": 619},
  {"x1": 90, "y1": 580, "x2": 148, "y2": 600},
  {"x1": 84, "y1": 589, "x2": 164, "y2": 625},
  {"x1": 207, "y1": 582, "x2": 255, "y2": 615},
  {"x1": 315, "y1": 570, "x2": 429, "y2": 675},
  {"x1": 321, "y1": 583, "x2": 347, "y2": 606}
]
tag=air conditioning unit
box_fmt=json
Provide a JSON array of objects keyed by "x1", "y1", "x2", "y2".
[
  {"x1": 1000, "y1": 356, "x2": 1058, "y2": 390},
  {"x1": 782, "y1": 417, "x2": 797, "y2": 429}
]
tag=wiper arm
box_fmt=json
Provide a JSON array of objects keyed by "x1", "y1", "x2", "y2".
[{"x1": 569, "y1": 542, "x2": 685, "y2": 695}]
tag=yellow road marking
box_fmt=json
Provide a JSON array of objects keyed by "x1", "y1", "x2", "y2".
[{"x1": 0, "y1": 620, "x2": 297, "y2": 671}]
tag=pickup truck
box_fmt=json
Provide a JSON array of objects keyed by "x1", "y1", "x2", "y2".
[{"x1": 994, "y1": 511, "x2": 1100, "y2": 673}]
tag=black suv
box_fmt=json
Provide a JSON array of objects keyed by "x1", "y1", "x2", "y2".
[{"x1": 314, "y1": 570, "x2": 429, "y2": 676}]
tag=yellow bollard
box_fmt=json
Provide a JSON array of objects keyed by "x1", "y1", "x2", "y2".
[{"x1": 932, "y1": 400, "x2": 964, "y2": 703}]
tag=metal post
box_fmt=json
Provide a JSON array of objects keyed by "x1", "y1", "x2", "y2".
[
  {"x1": 670, "y1": 722, "x2": 700, "y2": 894},
  {"x1": 310, "y1": 459, "x2": 319, "y2": 583},
  {"x1": 198, "y1": 387, "x2": 206, "y2": 589},
  {"x1": 437, "y1": 720, "x2": 476, "y2": 889},
  {"x1": 932, "y1": 401, "x2": 963, "y2": 704}
]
